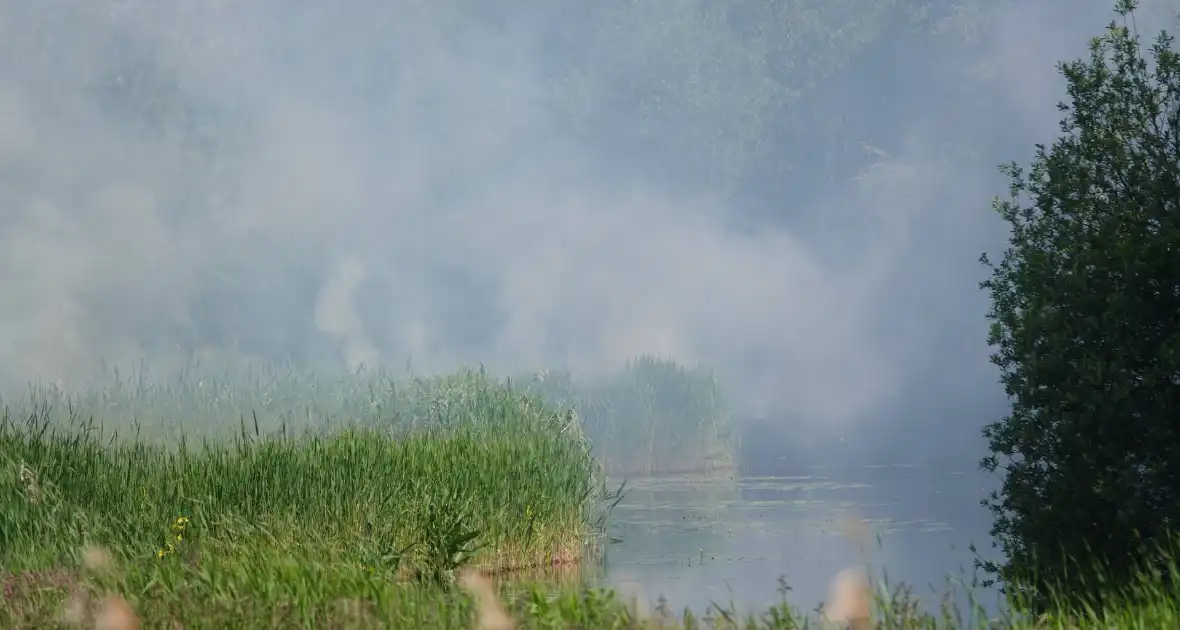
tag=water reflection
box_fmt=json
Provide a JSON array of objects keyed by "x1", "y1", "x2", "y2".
[{"x1": 600, "y1": 465, "x2": 1002, "y2": 620}]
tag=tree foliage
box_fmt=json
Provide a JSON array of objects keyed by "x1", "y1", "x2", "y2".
[{"x1": 979, "y1": 0, "x2": 1180, "y2": 609}]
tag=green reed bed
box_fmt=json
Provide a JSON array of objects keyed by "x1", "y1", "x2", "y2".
[
  {"x1": 0, "y1": 370, "x2": 614, "y2": 595},
  {"x1": 525, "y1": 356, "x2": 736, "y2": 476}
]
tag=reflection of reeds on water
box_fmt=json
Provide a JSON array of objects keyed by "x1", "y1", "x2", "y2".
[{"x1": 485, "y1": 558, "x2": 599, "y2": 589}]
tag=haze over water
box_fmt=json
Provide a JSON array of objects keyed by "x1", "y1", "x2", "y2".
[{"x1": 603, "y1": 462, "x2": 1001, "y2": 618}]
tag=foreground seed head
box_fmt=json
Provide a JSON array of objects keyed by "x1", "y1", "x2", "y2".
[
  {"x1": 94, "y1": 595, "x2": 140, "y2": 630},
  {"x1": 82, "y1": 545, "x2": 115, "y2": 574},
  {"x1": 60, "y1": 591, "x2": 89, "y2": 627},
  {"x1": 824, "y1": 566, "x2": 871, "y2": 630},
  {"x1": 60, "y1": 592, "x2": 140, "y2": 630},
  {"x1": 458, "y1": 569, "x2": 515, "y2": 630}
]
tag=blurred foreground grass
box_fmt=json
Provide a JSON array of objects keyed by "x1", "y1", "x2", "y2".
[{"x1": 2, "y1": 542, "x2": 1179, "y2": 628}]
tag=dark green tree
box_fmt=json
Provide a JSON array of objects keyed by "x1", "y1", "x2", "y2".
[{"x1": 979, "y1": 0, "x2": 1180, "y2": 610}]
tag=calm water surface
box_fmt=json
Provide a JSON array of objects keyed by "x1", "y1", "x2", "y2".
[{"x1": 599, "y1": 465, "x2": 1003, "y2": 619}]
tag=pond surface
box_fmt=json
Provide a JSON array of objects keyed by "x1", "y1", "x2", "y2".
[{"x1": 599, "y1": 465, "x2": 1003, "y2": 620}]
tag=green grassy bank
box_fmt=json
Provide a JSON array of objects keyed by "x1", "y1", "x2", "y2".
[
  {"x1": 0, "y1": 370, "x2": 614, "y2": 590},
  {"x1": 0, "y1": 357, "x2": 736, "y2": 627}
]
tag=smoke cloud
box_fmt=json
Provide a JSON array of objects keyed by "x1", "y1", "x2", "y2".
[{"x1": 0, "y1": 1, "x2": 1176, "y2": 459}]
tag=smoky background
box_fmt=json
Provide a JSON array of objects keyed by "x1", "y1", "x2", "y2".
[{"x1": 1, "y1": 0, "x2": 1176, "y2": 467}]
